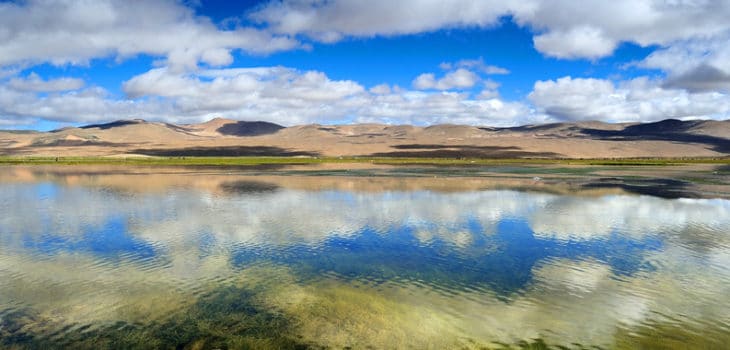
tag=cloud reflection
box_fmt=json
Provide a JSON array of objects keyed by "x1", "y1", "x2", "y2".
[{"x1": 0, "y1": 173, "x2": 729, "y2": 348}]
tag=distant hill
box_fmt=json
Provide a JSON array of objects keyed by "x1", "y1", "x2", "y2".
[{"x1": 0, "y1": 118, "x2": 728, "y2": 159}]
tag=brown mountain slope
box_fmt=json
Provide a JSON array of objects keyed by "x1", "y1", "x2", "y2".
[{"x1": 0, "y1": 118, "x2": 728, "y2": 158}]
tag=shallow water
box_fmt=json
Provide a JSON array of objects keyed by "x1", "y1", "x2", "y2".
[{"x1": 1, "y1": 165, "x2": 729, "y2": 349}]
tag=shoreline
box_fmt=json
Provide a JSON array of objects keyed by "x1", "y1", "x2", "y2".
[{"x1": 1, "y1": 155, "x2": 730, "y2": 166}]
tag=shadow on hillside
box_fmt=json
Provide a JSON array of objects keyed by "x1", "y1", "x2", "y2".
[
  {"x1": 133, "y1": 146, "x2": 318, "y2": 157},
  {"x1": 216, "y1": 121, "x2": 283, "y2": 136},
  {"x1": 582, "y1": 177, "x2": 697, "y2": 199},
  {"x1": 367, "y1": 144, "x2": 563, "y2": 158},
  {"x1": 494, "y1": 122, "x2": 571, "y2": 133},
  {"x1": 80, "y1": 120, "x2": 143, "y2": 130},
  {"x1": 580, "y1": 119, "x2": 730, "y2": 153}
]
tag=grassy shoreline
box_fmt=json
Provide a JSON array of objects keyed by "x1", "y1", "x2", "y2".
[{"x1": 1, "y1": 155, "x2": 729, "y2": 166}]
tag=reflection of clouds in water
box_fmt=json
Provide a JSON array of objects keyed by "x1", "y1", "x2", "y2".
[
  {"x1": 0, "y1": 184, "x2": 172, "y2": 241},
  {"x1": 530, "y1": 195, "x2": 730, "y2": 241},
  {"x1": 1, "y1": 181, "x2": 730, "y2": 347},
  {"x1": 523, "y1": 255, "x2": 728, "y2": 346},
  {"x1": 534, "y1": 259, "x2": 612, "y2": 294},
  {"x1": 0, "y1": 251, "x2": 286, "y2": 338},
  {"x1": 1, "y1": 185, "x2": 546, "y2": 249},
  {"x1": 530, "y1": 259, "x2": 653, "y2": 332},
  {"x1": 4, "y1": 182, "x2": 728, "y2": 251},
  {"x1": 135, "y1": 190, "x2": 555, "y2": 249},
  {"x1": 272, "y1": 252, "x2": 729, "y2": 348}
]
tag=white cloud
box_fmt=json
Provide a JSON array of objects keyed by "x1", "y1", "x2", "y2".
[
  {"x1": 2, "y1": 0, "x2": 730, "y2": 83},
  {"x1": 529, "y1": 76, "x2": 730, "y2": 122},
  {"x1": 441, "y1": 58, "x2": 510, "y2": 75},
  {"x1": 477, "y1": 90, "x2": 499, "y2": 100},
  {"x1": 359, "y1": 90, "x2": 532, "y2": 126},
  {"x1": 7, "y1": 68, "x2": 730, "y2": 127},
  {"x1": 249, "y1": 0, "x2": 519, "y2": 41},
  {"x1": 121, "y1": 66, "x2": 366, "y2": 124},
  {"x1": 663, "y1": 64, "x2": 730, "y2": 93},
  {"x1": 0, "y1": 67, "x2": 534, "y2": 126},
  {"x1": 8, "y1": 72, "x2": 85, "y2": 92},
  {"x1": 0, "y1": 84, "x2": 167, "y2": 124},
  {"x1": 3, "y1": 0, "x2": 730, "y2": 129},
  {"x1": 251, "y1": 0, "x2": 730, "y2": 62},
  {"x1": 640, "y1": 33, "x2": 730, "y2": 92},
  {"x1": 413, "y1": 68, "x2": 479, "y2": 90},
  {"x1": 641, "y1": 33, "x2": 730, "y2": 74},
  {"x1": 0, "y1": 0, "x2": 300, "y2": 71},
  {"x1": 476, "y1": 79, "x2": 502, "y2": 99},
  {"x1": 532, "y1": 26, "x2": 617, "y2": 59},
  {"x1": 369, "y1": 84, "x2": 392, "y2": 95}
]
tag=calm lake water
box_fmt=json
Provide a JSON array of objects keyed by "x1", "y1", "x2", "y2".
[{"x1": 1, "y1": 165, "x2": 729, "y2": 349}]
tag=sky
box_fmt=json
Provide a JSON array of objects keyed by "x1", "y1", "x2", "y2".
[{"x1": 1, "y1": 0, "x2": 730, "y2": 130}]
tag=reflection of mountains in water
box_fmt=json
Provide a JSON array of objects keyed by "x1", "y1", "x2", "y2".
[{"x1": 4, "y1": 164, "x2": 729, "y2": 199}]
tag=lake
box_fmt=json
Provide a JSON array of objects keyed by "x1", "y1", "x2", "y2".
[{"x1": 1, "y1": 164, "x2": 729, "y2": 349}]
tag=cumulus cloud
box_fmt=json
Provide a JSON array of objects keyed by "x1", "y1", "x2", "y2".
[
  {"x1": 249, "y1": 0, "x2": 518, "y2": 42},
  {"x1": 250, "y1": 0, "x2": 730, "y2": 61},
  {"x1": 2, "y1": 0, "x2": 730, "y2": 81},
  {"x1": 7, "y1": 72, "x2": 85, "y2": 92},
  {"x1": 27, "y1": 0, "x2": 723, "y2": 67},
  {"x1": 0, "y1": 0, "x2": 299, "y2": 71},
  {"x1": 440, "y1": 58, "x2": 509, "y2": 75},
  {"x1": 532, "y1": 26, "x2": 616, "y2": 59},
  {"x1": 513, "y1": 0, "x2": 730, "y2": 58},
  {"x1": 121, "y1": 66, "x2": 367, "y2": 124},
  {"x1": 360, "y1": 90, "x2": 532, "y2": 126},
  {"x1": 247, "y1": 0, "x2": 730, "y2": 100},
  {"x1": 412, "y1": 68, "x2": 479, "y2": 90},
  {"x1": 641, "y1": 33, "x2": 730, "y2": 74},
  {"x1": 3, "y1": 0, "x2": 730, "y2": 128},
  {"x1": 5, "y1": 68, "x2": 730, "y2": 127},
  {"x1": 528, "y1": 76, "x2": 730, "y2": 122},
  {"x1": 413, "y1": 59, "x2": 508, "y2": 93},
  {"x1": 0, "y1": 67, "x2": 533, "y2": 126},
  {"x1": 0, "y1": 84, "x2": 167, "y2": 124},
  {"x1": 247, "y1": 0, "x2": 730, "y2": 105},
  {"x1": 663, "y1": 64, "x2": 730, "y2": 93},
  {"x1": 641, "y1": 33, "x2": 730, "y2": 92},
  {"x1": 368, "y1": 83, "x2": 392, "y2": 95}
]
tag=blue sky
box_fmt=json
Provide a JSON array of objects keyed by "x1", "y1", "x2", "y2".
[{"x1": 1, "y1": 0, "x2": 729, "y2": 130}]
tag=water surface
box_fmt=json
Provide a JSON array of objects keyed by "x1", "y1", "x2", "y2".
[{"x1": 1, "y1": 165, "x2": 729, "y2": 349}]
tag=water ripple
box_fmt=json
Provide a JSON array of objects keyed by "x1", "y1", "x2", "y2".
[{"x1": 1, "y1": 169, "x2": 729, "y2": 348}]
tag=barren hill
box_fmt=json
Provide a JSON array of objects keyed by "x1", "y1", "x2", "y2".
[{"x1": 1, "y1": 118, "x2": 729, "y2": 159}]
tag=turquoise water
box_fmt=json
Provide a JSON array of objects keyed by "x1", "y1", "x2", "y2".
[{"x1": 0, "y1": 166, "x2": 729, "y2": 349}]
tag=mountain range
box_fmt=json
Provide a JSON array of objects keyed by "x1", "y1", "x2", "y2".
[{"x1": 1, "y1": 118, "x2": 729, "y2": 158}]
